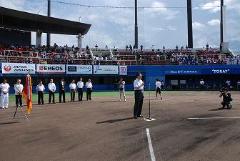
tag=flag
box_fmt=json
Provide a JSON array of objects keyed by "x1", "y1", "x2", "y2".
[{"x1": 23, "y1": 74, "x2": 32, "y2": 114}]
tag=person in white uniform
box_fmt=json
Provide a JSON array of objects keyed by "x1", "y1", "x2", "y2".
[
  {"x1": 48, "y1": 79, "x2": 56, "y2": 104},
  {"x1": 69, "y1": 80, "x2": 77, "y2": 102},
  {"x1": 77, "y1": 78, "x2": 84, "y2": 101},
  {"x1": 119, "y1": 78, "x2": 126, "y2": 102},
  {"x1": 36, "y1": 81, "x2": 45, "y2": 105},
  {"x1": 0, "y1": 79, "x2": 10, "y2": 109},
  {"x1": 155, "y1": 79, "x2": 162, "y2": 100},
  {"x1": 86, "y1": 79, "x2": 93, "y2": 101},
  {"x1": 14, "y1": 79, "x2": 24, "y2": 107}
]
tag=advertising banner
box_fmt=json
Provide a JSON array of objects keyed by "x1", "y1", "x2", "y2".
[
  {"x1": 119, "y1": 66, "x2": 128, "y2": 75},
  {"x1": 165, "y1": 70, "x2": 200, "y2": 75},
  {"x1": 2, "y1": 63, "x2": 35, "y2": 74},
  {"x1": 37, "y1": 64, "x2": 65, "y2": 74},
  {"x1": 66, "y1": 65, "x2": 92, "y2": 74},
  {"x1": 93, "y1": 65, "x2": 119, "y2": 75}
]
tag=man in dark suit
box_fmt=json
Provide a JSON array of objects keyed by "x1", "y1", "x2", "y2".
[{"x1": 59, "y1": 79, "x2": 65, "y2": 103}]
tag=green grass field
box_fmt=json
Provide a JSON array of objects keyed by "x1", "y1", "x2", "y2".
[
  {"x1": 7, "y1": 91, "x2": 135, "y2": 106},
  {"x1": 6, "y1": 90, "x2": 208, "y2": 106}
]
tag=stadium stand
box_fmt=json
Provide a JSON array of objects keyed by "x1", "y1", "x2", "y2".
[{"x1": 0, "y1": 44, "x2": 237, "y2": 65}]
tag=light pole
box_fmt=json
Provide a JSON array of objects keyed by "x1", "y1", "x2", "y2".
[
  {"x1": 187, "y1": 0, "x2": 193, "y2": 49},
  {"x1": 47, "y1": 0, "x2": 51, "y2": 47},
  {"x1": 134, "y1": 0, "x2": 138, "y2": 49},
  {"x1": 220, "y1": 0, "x2": 224, "y2": 52}
]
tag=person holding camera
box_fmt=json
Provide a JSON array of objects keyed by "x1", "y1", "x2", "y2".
[{"x1": 219, "y1": 87, "x2": 233, "y2": 109}]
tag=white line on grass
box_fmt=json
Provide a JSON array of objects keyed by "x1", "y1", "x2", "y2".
[
  {"x1": 146, "y1": 128, "x2": 156, "y2": 161},
  {"x1": 188, "y1": 116, "x2": 240, "y2": 120}
]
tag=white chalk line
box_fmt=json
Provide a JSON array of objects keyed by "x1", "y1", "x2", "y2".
[
  {"x1": 146, "y1": 128, "x2": 156, "y2": 161},
  {"x1": 188, "y1": 116, "x2": 240, "y2": 120}
]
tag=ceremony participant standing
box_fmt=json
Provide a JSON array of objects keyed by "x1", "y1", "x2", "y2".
[
  {"x1": 69, "y1": 80, "x2": 77, "y2": 102},
  {"x1": 119, "y1": 78, "x2": 126, "y2": 102},
  {"x1": 155, "y1": 79, "x2": 162, "y2": 100},
  {"x1": 14, "y1": 79, "x2": 24, "y2": 107},
  {"x1": 48, "y1": 79, "x2": 56, "y2": 104},
  {"x1": 59, "y1": 79, "x2": 66, "y2": 103},
  {"x1": 133, "y1": 73, "x2": 144, "y2": 119},
  {"x1": 36, "y1": 81, "x2": 45, "y2": 105},
  {"x1": 86, "y1": 79, "x2": 93, "y2": 101},
  {"x1": 0, "y1": 79, "x2": 10, "y2": 109},
  {"x1": 13, "y1": 76, "x2": 31, "y2": 119},
  {"x1": 77, "y1": 78, "x2": 84, "y2": 101}
]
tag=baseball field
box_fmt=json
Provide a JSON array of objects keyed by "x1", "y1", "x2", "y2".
[{"x1": 0, "y1": 91, "x2": 240, "y2": 161}]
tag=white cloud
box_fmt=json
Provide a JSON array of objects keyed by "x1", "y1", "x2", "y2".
[
  {"x1": 0, "y1": 0, "x2": 26, "y2": 10},
  {"x1": 153, "y1": 26, "x2": 176, "y2": 31},
  {"x1": 201, "y1": 0, "x2": 220, "y2": 13},
  {"x1": 145, "y1": 1, "x2": 178, "y2": 20},
  {"x1": 193, "y1": 22, "x2": 206, "y2": 30},
  {"x1": 151, "y1": 1, "x2": 168, "y2": 13},
  {"x1": 86, "y1": 14, "x2": 99, "y2": 21},
  {"x1": 225, "y1": 0, "x2": 240, "y2": 14},
  {"x1": 207, "y1": 19, "x2": 220, "y2": 26}
]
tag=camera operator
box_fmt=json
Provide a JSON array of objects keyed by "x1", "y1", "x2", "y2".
[{"x1": 219, "y1": 87, "x2": 233, "y2": 109}]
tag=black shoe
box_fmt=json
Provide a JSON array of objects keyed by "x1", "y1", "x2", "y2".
[
  {"x1": 134, "y1": 116, "x2": 138, "y2": 119},
  {"x1": 138, "y1": 115, "x2": 143, "y2": 118}
]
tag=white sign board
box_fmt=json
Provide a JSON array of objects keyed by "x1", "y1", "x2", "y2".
[
  {"x1": 2, "y1": 63, "x2": 35, "y2": 74},
  {"x1": 93, "y1": 65, "x2": 119, "y2": 75},
  {"x1": 37, "y1": 64, "x2": 65, "y2": 74},
  {"x1": 66, "y1": 65, "x2": 92, "y2": 74},
  {"x1": 119, "y1": 66, "x2": 127, "y2": 75}
]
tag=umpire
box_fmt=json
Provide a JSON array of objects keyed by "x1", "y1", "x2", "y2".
[{"x1": 133, "y1": 73, "x2": 144, "y2": 119}]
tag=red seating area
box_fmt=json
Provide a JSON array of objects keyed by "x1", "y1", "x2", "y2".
[{"x1": 0, "y1": 47, "x2": 235, "y2": 65}]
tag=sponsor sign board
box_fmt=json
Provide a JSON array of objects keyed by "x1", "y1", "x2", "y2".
[
  {"x1": 119, "y1": 66, "x2": 128, "y2": 75},
  {"x1": 66, "y1": 65, "x2": 92, "y2": 74},
  {"x1": 93, "y1": 65, "x2": 119, "y2": 75},
  {"x1": 2, "y1": 63, "x2": 35, "y2": 74},
  {"x1": 37, "y1": 64, "x2": 65, "y2": 74}
]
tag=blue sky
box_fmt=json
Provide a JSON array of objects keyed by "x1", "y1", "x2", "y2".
[{"x1": 0, "y1": 0, "x2": 239, "y2": 51}]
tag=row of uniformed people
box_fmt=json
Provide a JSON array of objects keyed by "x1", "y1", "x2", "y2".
[
  {"x1": 0, "y1": 78, "x2": 93, "y2": 109},
  {"x1": 37, "y1": 78, "x2": 93, "y2": 104}
]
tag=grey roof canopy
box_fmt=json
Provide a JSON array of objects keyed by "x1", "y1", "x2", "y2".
[{"x1": 0, "y1": 6, "x2": 91, "y2": 35}]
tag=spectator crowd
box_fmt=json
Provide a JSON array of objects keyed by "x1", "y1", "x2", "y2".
[{"x1": 0, "y1": 43, "x2": 238, "y2": 66}]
